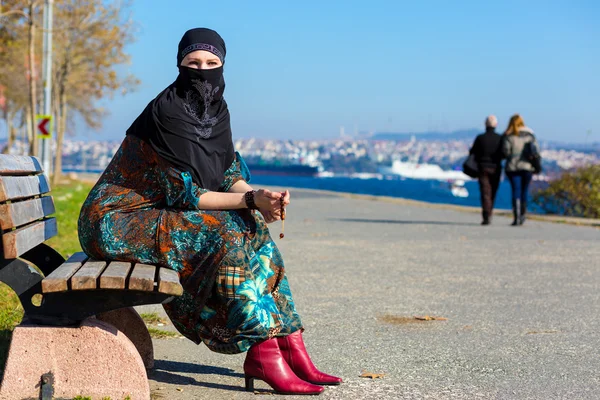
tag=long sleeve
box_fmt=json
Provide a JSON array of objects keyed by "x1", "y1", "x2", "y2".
[
  {"x1": 219, "y1": 156, "x2": 244, "y2": 193},
  {"x1": 470, "y1": 136, "x2": 480, "y2": 158},
  {"x1": 502, "y1": 136, "x2": 512, "y2": 158},
  {"x1": 531, "y1": 137, "x2": 541, "y2": 155},
  {"x1": 155, "y1": 158, "x2": 208, "y2": 210},
  {"x1": 218, "y1": 152, "x2": 252, "y2": 192}
]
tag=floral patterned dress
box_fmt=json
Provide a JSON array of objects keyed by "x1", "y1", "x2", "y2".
[{"x1": 78, "y1": 135, "x2": 303, "y2": 354}]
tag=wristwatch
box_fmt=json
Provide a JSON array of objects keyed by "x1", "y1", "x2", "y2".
[{"x1": 244, "y1": 190, "x2": 258, "y2": 210}]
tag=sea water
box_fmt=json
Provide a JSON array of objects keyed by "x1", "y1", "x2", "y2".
[{"x1": 251, "y1": 175, "x2": 523, "y2": 211}]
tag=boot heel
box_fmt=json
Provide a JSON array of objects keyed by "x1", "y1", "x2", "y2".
[{"x1": 245, "y1": 375, "x2": 255, "y2": 392}]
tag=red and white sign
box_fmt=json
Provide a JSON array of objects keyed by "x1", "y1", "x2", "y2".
[
  {"x1": 36, "y1": 115, "x2": 52, "y2": 139},
  {"x1": 0, "y1": 85, "x2": 6, "y2": 112}
]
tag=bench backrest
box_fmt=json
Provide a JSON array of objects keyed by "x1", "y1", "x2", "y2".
[{"x1": 0, "y1": 155, "x2": 57, "y2": 259}]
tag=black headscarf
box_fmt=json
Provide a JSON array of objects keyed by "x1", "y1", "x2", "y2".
[{"x1": 127, "y1": 28, "x2": 234, "y2": 191}]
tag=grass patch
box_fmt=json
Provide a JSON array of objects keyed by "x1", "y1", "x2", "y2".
[
  {"x1": 0, "y1": 181, "x2": 94, "y2": 378},
  {"x1": 46, "y1": 182, "x2": 94, "y2": 256},
  {"x1": 140, "y1": 312, "x2": 169, "y2": 326},
  {"x1": 0, "y1": 281, "x2": 23, "y2": 376},
  {"x1": 147, "y1": 327, "x2": 182, "y2": 339}
]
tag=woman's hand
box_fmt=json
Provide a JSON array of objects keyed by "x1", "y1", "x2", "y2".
[
  {"x1": 281, "y1": 190, "x2": 290, "y2": 207},
  {"x1": 261, "y1": 210, "x2": 279, "y2": 224},
  {"x1": 254, "y1": 189, "x2": 290, "y2": 223},
  {"x1": 254, "y1": 189, "x2": 283, "y2": 215}
]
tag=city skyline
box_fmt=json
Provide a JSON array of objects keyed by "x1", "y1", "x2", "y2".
[{"x1": 4, "y1": 134, "x2": 596, "y2": 179}]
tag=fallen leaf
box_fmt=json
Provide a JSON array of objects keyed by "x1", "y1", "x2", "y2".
[
  {"x1": 414, "y1": 315, "x2": 432, "y2": 321},
  {"x1": 414, "y1": 315, "x2": 447, "y2": 321},
  {"x1": 378, "y1": 314, "x2": 448, "y2": 325},
  {"x1": 360, "y1": 371, "x2": 385, "y2": 379},
  {"x1": 378, "y1": 315, "x2": 417, "y2": 325}
]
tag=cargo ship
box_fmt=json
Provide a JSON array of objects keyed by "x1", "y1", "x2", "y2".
[{"x1": 246, "y1": 163, "x2": 319, "y2": 177}]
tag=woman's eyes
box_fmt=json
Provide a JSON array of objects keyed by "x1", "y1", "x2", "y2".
[{"x1": 186, "y1": 60, "x2": 219, "y2": 68}]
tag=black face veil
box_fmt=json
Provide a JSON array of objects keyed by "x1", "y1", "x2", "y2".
[{"x1": 126, "y1": 28, "x2": 234, "y2": 191}]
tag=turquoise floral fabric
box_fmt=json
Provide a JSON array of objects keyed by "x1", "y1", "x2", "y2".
[{"x1": 78, "y1": 135, "x2": 302, "y2": 354}]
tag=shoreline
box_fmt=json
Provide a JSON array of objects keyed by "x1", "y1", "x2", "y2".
[{"x1": 70, "y1": 172, "x2": 600, "y2": 228}]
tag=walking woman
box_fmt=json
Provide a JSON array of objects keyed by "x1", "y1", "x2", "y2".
[
  {"x1": 78, "y1": 28, "x2": 341, "y2": 395},
  {"x1": 503, "y1": 114, "x2": 540, "y2": 225}
]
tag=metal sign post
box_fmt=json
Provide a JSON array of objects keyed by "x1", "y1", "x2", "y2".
[{"x1": 40, "y1": 0, "x2": 53, "y2": 174}]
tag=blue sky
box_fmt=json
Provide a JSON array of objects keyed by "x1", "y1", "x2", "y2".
[{"x1": 89, "y1": 0, "x2": 599, "y2": 142}]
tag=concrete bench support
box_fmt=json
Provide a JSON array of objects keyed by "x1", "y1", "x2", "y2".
[
  {"x1": 0, "y1": 318, "x2": 150, "y2": 400},
  {"x1": 97, "y1": 307, "x2": 154, "y2": 369}
]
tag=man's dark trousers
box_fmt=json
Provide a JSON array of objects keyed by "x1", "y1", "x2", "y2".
[{"x1": 479, "y1": 167, "x2": 501, "y2": 223}]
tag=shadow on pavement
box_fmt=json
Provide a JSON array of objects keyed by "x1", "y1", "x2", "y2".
[
  {"x1": 152, "y1": 359, "x2": 244, "y2": 377},
  {"x1": 150, "y1": 360, "x2": 247, "y2": 393},
  {"x1": 331, "y1": 218, "x2": 480, "y2": 226}
]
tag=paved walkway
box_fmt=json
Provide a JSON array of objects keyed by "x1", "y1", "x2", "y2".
[{"x1": 139, "y1": 189, "x2": 600, "y2": 400}]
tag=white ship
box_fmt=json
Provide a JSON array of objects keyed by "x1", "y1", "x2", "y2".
[
  {"x1": 379, "y1": 160, "x2": 472, "y2": 181},
  {"x1": 450, "y1": 180, "x2": 469, "y2": 198}
]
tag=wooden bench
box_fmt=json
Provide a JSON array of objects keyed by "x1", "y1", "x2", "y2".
[{"x1": 0, "y1": 155, "x2": 183, "y2": 400}]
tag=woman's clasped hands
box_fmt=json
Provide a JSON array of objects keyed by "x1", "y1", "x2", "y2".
[{"x1": 254, "y1": 189, "x2": 290, "y2": 224}]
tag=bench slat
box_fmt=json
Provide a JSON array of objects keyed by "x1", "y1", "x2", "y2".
[
  {"x1": 0, "y1": 155, "x2": 43, "y2": 175},
  {"x1": 100, "y1": 261, "x2": 132, "y2": 289},
  {"x1": 0, "y1": 175, "x2": 51, "y2": 202},
  {"x1": 1, "y1": 218, "x2": 57, "y2": 259},
  {"x1": 0, "y1": 196, "x2": 55, "y2": 230},
  {"x1": 157, "y1": 268, "x2": 183, "y2": 296},
  {"x1": 71, "y1": 260, "x2": 107, "y2": 290},
  {"x1": 42, "y1": 252, "x2": 88, "y2": 293},
  {"x1": 129, "y1": 264, "x2": 156, "y2": 292}
]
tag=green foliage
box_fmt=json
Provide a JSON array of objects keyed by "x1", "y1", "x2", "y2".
[
  {"x1": 533, "y1": 165, "x2": 600, "y2": 218},
  {"x1": 0, "y1": 280, "x2": 22, "y2": 378},
  {"x1": 140, "y1": 312, "x2": 168, "y2": 325},
  {"x1": 47, "y1": 182, "x2": 94, "y2": 255},
  {"x1": 147, "y1": 327, "x2": 181, "y2": 339}
]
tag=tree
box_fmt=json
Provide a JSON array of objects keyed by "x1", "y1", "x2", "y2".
[
  {"x1": 533, "y1": 165, "x2": 600, "y2": 219},
  {"x1": 1, "y1": 0, "x2": 42, "y2": 155},
  {"x1": 50, "y1": 0, "x2": 139, "y2": 184},
  {"x1": 1, "y1": 0, "x2": 139, "y2": 180}
]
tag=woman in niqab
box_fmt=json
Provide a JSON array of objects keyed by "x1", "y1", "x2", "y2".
[{"x1": 78, "y1": 28, "x2": 341, "y2": 395}]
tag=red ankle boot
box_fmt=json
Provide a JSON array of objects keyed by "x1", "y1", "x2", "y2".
[
  {"x1": 278, "y1": 331, "x2": 343, "y2": 385},
  {"x1": 243, "y1": 337, "x2": 324, "y2": 395}
]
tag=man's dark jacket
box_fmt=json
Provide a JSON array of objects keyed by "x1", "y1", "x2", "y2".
[{"x1": 470, "y1": 127, "x2": 503, "y2": 168}]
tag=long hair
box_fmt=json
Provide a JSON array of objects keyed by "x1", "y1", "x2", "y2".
[{"x1": 504, "y1": 114, "x2": 525, "y2": 136}]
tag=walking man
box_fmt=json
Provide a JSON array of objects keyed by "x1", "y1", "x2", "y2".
[{"x1": 469, "y1": 115, "x2": 504, "y2": 225}]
